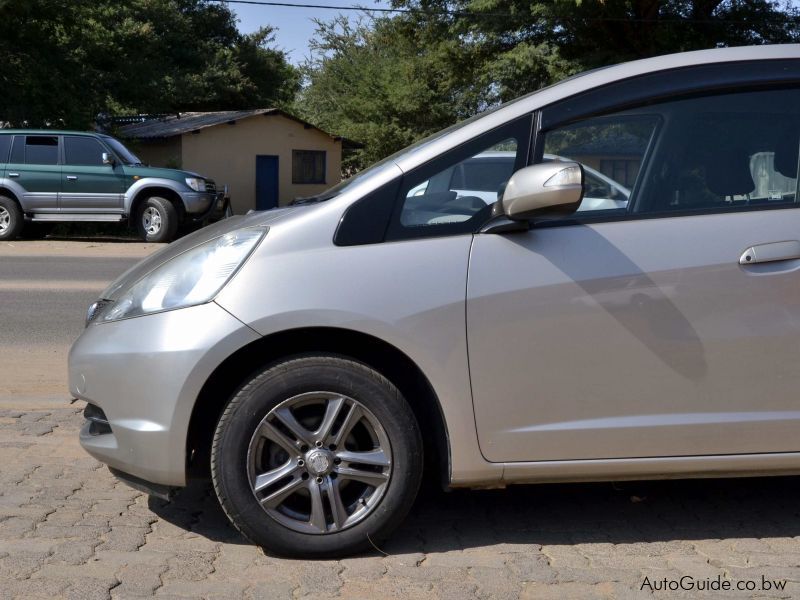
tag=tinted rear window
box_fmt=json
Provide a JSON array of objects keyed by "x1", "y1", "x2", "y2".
[
  {"x1": 0, "y1": 136, "x2": 10, "y2": 163},
  {"x1": 25, "y1": 136, "x2": 58, "y2": 165}
]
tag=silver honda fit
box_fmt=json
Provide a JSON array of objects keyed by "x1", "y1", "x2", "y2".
[{"x1": 70, "y1": 44, "x2": 800, "y2": 557}]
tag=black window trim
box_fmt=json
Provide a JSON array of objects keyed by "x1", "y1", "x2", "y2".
[{"x1": 541, "y1": 59, "x2": 800, "y2": 131}]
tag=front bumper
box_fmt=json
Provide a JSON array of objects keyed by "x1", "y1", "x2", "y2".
[
  {"x1": 69, "y1": 302, "x2": 259, "y2": 487},
  {"x1": 180, "y1": 190, "x2": 225, "y2": 217}
]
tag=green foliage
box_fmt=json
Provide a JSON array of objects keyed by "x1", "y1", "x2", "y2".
[
  {"x1": 296, "y1": 16, "x2": 485, "y2": 170},
  {"x1": 0, "y1": 0, "x2": 300, "y2": 128},
  {"x1": 298, "y1": 0, "x2": 799, "y2": 170}
]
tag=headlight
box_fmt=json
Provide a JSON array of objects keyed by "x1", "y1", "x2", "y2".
[
  {"x1": 185, "y1": 177, "x2": 206, "y2": 192},
  {"x1": 97, "y1": 227, "x2": 267, "y2": 323}
]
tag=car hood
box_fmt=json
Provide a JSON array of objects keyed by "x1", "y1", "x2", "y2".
[
  {"x1": 101, "y1": 206, "x2": 304, "y2": 301},
  {"x1": 122, "y1": 165, "x2": 205, "y2": 181}
]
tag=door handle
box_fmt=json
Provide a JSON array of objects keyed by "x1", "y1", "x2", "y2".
[
  {"x1": 66, "y1": 175, "x2": 78, "y2": 181},
  {"x1": 8, "y1": 172, "x2": 19, "y2": 178},
  {"x1": 740, "y1": 240, "x2": 800, "y2": 265}
]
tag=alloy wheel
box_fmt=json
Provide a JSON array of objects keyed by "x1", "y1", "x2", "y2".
[
  {"x1": 142, "y1": 207, "x2": 162, "y2": 235},
  {"x1": 0, "y1": 206, "x2": 10, "y2": 232},
  {"x1": 246, "y1": 391, "x2": 393, "y2": 534}
]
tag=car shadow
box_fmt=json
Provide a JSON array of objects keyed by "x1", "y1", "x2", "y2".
[{"x1": 149, "y1": 475, "x2": 800, "y2": 554}]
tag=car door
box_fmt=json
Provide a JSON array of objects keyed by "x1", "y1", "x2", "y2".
[
  {"x1": 6, "y1": 135, "x2": 60, "y2": 212},
  {"x1": 467, "y1": 86, "x2": 800, "y2": 463},
  {"x1": 61, "y1": 136, "x2": 125, "y2": 212}
]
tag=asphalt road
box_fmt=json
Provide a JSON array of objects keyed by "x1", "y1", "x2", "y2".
[
  {"x1": 0, "y1": 241, "x2": 160, "y2": 402},
  {"x1": 0, "y1": 256, "x2": 138, "y2": 346}
]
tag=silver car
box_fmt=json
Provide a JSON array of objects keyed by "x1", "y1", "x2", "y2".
[{"x1": 69, "y1": 45, "x2": 800, "y2": 558}]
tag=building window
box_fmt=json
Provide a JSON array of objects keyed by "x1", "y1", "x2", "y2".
[{"x1": 292, "y1": 150, "x2": 326, "y2": 184}]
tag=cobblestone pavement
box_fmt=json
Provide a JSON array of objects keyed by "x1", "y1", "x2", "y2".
[{"x1": 1, "y1": 405, "x2": 800, "y2": 600}]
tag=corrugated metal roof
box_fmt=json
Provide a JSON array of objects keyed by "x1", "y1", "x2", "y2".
[
  {"x1": 117, "y1": 108, "x2": 284, "y2": 139},
  {"x1": 115, "y1": 108, "x2": 363, "y2": 148}
]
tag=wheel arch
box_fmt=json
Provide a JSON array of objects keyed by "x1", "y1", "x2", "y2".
[
  {"x1": 0, "y1": 186, "x2": 22, "y2": 206},
  {"x1": 129, "y1": 186, "x2": 185, "y2": 222},
  {"x1": 186, "y1": 326, "x2": 451, "y2": 487}
]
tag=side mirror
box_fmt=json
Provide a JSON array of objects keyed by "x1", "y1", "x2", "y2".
[
  {"x1": 102, "y1": 152, "x2": 115, "y2": 166},
  {"x1": 501, "y1": 162, "x2": 584, "y2": 221}
]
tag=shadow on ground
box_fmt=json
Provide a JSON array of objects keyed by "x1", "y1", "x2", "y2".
[{"x1": 149, "y1": 475, "x2": 800, "y2": 556}]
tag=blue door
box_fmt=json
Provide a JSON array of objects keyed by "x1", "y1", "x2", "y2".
[{"x1": 255, "y1": 155, "x2": 279, "y2": 210}]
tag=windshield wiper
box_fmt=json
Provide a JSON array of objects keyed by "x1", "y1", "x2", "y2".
[{"x1": 290, "y1": 194, "x2": 334, "y2": 205}]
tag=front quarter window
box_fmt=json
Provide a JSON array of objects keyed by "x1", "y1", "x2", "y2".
[{"x1": 389, "y1": 115, "x2": 531, "y2": 239}]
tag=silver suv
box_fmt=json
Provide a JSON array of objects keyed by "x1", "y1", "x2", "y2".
[{"x1": 69, "y1": 45, "x2": 800, "y2": 558}]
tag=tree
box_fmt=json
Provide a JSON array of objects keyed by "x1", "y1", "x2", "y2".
[
  {"x1": 299, "y1": 1, "x2": 799, "y2": 170},
  {"x1": 0, "y1": 0, "x2": 300, "y2": 128},
  {"x1": 396, "y1": 0, "x2": 800, "y2": 103},
  {"x1": 297, "y1": 16, "x2": 484, "y2": 170}
]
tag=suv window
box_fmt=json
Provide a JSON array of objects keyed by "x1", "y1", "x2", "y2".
[
  {"x1": 24, "y1": 136, "x2": 59, "y2": 165},
  {"x1": 65, "y1": 136, "x2": 106, "y2": 166},
  {"x1": 10, "y1": 136, "x2": 23, "y2": 163},
  {"x1": 0, "y1": 136, "x2": 11, "y2": 163}
]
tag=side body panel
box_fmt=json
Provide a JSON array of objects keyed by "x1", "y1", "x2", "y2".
[
  {"x1": 60, "y1": 164, "x2": 126, "y2": 212},
  {"x1": 467, "y1": 210, "x2": 800, "y2": 463},
  {"x1": 7, "y1": 135, "x2": 61, "y2": 212}
]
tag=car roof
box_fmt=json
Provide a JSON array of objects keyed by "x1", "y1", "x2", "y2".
[
  {"x1": 391, "y1": 45, "x2": 800, "y2": 174},
  {"x1": 0, "y1": 130, "x2": 103, "y2": 136}
]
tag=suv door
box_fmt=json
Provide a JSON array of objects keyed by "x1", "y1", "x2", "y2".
[
  {"x1": 6, "y1": 135, "x2": 60, "y2": 213},
  {"x1": 467, "y1": 86, "x2": 800, "y2": 462},
  {"x1": 61, "y1": 136, "x2": 125, "y2": 213}
]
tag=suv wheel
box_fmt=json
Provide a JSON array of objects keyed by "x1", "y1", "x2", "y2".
[
  {"x1": 211, "y1": 355, "x2": 423, "y2": 558},
  {"x1": 0, "y1": 196, "x2": 24, "y2": 241},
  {"x1": 137, "y1": 196, "x2": 178, "y2": 243}
]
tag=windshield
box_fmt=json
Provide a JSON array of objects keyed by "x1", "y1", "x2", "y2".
[{"x1": 102, "y1": 135, "x2": 142, "y2": 165}]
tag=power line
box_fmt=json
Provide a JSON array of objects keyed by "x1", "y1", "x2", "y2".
[{"x1": 212, "y1": 0, "x2": 800, "y2": 23}]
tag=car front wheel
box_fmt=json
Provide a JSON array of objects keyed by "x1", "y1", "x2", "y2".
[
  {"x1": 136, "y1": 196, "x2": 178, "y2": 242},
  {"x1": 211, "y1": 355, "x2": 423, "y2": 558}
]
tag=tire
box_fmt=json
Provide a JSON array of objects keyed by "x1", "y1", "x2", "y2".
[
  {"x1": 136, "y1": 196, "x2": 178, "y2": 242},
  {"x1": 0, "y1": 195, "x2": 24, "y2": 241},
  {"x1": 211, "y1": 354, "x2": 423, "y2": 558}
]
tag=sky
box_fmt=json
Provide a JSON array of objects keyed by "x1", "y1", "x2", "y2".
[{"x1": 231, "y1": 1, "x2": 392, "y2": 65}]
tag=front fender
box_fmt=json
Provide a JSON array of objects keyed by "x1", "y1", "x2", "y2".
[{"x1": 124, "y1": 178, "x2": 189, "y2": 214}]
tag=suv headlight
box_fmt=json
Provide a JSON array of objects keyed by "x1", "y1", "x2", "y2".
[
  {"x1": 185, "y1": 177, "x2": 206, "y2": 192},
  {"x1": 97, "y1": 227, "x2": 266, "y2": 323}
]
